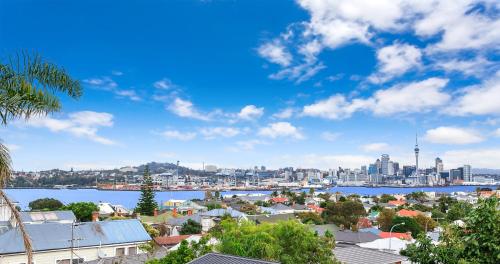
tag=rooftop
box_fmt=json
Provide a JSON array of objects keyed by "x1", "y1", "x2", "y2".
[
  {"x1": 188, "y1": 253, "x2": 279, "y2": 264},
  {"x1": 334, "y1": 245, "x2": 408, "y2": 264}
]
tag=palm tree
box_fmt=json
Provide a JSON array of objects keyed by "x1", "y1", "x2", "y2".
[{"x1": 0, "y1": 52, "x2": 82, "y2": 263}]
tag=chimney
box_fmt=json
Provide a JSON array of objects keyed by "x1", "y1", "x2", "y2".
[
  {"x1": 153, "y1": 208, "x2": 158, "y2": 217},
  {"x1": 92, "y1": 211, "x2": 99, "y2": 222},
  {"x1": 173, "y1": 208, "x2": 178, "y2": 217}
]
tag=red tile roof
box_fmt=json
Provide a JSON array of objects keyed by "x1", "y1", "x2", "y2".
[
  {"x1": 388, "y1": 200, "x2": 406, "y2": 206},
  {"x1": 271, "y1": 197, "x2": 289, "y2": 203},
  {"x1": 153, "y1": 235, "x2": 193, "y2": 246},
  {"x1": 397, "y1": 209, "x2": 421, "y2": 217},
  {"x1": 379, "y1": 232, "x2": 412, "y2": 240},
  {"x1": 307, "y1": 204, "x2": 324, "y2": 213}
]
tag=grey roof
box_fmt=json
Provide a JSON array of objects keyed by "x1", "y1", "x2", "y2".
[
  {"x1": 247, "y1": 213, "x2": 296, "y2": 224},
  {"x1": 84, "y1": 248, "x2": 168, "y2": 264},
  {"x1": 20, "y1": 211, "x2": 76, "y2": 223},
  {"x1": 290, "y1": 204, "x2": 308, "y2": 210},
  {"x1": 0, "y1": 219, "x2": 151, "y2": 254},
  {"x1": 188, "y1": 253, "x2": 279, "y2": 264},
  {"x1": 270, "y1": 204, "x2": 292, "y2": 210},
  {"x1": 201, "y1": 208, "x2": 247, "y2": 218},
  {"x1": 312, "y1": 224, "x2": 340, "y2": 236},
  {"x1": 335, "y1": 230, "x2": 380, "y2": 244},
  {"x1": 334, "y1": 245, "x2": 407, "y2": 264},
  {"x1": 167, "y1": 214, "x2": 202, "y2": 226}
]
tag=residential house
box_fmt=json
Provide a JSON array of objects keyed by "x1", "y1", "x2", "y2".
[
  {"x1": 247, "y1": 213, "x2": 296, "y2": 224},
  {"x1": 335, "y1": 230, "x2": 380, "y2": 245},
  {"x1": 379, "y1": 232, "x2": 412, "y2": 240},
  {"x1": 188, "y1": 253, "x2": 279, "y2": 264},
  {"x1": 358, "y1": 237, "x2": 414, "y2": 254},
  {"x1": 334, "y1": 245, "x2": 408, "y2": 264},
  {"x1": 20, "y1": 211, "x2": 76, "y2": 224}
]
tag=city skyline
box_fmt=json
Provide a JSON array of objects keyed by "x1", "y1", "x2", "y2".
[{"x1": 2, "y1": 0, "x2": 500, "y2": 171}]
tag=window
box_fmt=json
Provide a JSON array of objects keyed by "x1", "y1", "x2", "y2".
[
  {"x1": 128, "y1": 247, "x2": 137, "y2": 255},
  {"x1": 115, "y1": 247, "x2": 125, "y2": 256},
  {"x1": 56, "y1": 259, "x2": 83, "y2": 264}
]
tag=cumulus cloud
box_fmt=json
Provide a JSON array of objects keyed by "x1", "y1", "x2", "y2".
[
  {"x1": 229, "y1": 139, "x2": 269, "y2": 152},
  {"x1": 161, "y1": 130, "x2": 197, "y2": 141},
  {"x1": 444, "y1": 72, "x2": 500, "y2": 116},
  {"x1": 361, "y1": 142, "x2": 390, "y2": 152},
  {"x1": 83, "y1": 76, "x2": 141, "y2": 101},
  {"x1": 154, "y1": 78, "x2": 177, "y2": 90},
  {"x1": 272, "y1": 108, "x2": 294, "y2": 119},
  {"x1": 258, "y1": 40, "x2": 292, "y2": 67},
  {"x1": 25, "y1": 111, "x2": 116, "y2": 145},
  {"x1": 494, "y1": 128, "x2": 500, "y2": 137},
  {"x1": 443, "y1": 148, "x2": 500, "y2": 169},
  {"x1": 424, "y1": 126, "x2": 485, "y2": 144},
  {"x1": 369, "y1": 43, "x2": 422, "y2": 83},
  {"x1": 302, "y1": 78, "x2": 449, "y2": 120},
  {"x1": 114, "y1": 90, "x2": 141, "y2": 101},
  {"x1": 258, "y1": 122, "x2": 304, "y2": 139},
  {"x1": 168, "y1": 98, "x2": 211, "y2": 121},
  {"x1": 236, "y1": 105, "x2": 264, "y2": 121},
  {"x1": 200, "y1": 127, "x2": 241, "y2": 139}
]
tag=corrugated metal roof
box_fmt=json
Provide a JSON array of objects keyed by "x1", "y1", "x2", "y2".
[
  {"x1": 335, "y1": 230, "x2": 380, "y2": 244},
  {"x1": 0, "y1": 219, "x2": 151, "y2": 254},
  {"x1": 20, "y1": 211, "x2": 76, "y2": 223},
  {"x1": 188, "y1": 253, "x2": 279, "y2": 264},
  {"x1": 334, "y1": 245, "x2": 407, "y2": 264},
  {"x1": 201, "y1": 208, "x2": 246, "y2": 218}
]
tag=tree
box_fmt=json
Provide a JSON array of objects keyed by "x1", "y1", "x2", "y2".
[
  {"x1": 214, "y1": 190, "x2": 220, "y2": 200},
  {"x1": 400, "y1": 233, "x2": 438, "y2": 264},
  {"x1": 446, "y1": 201, "x2": 472, "y2": 222},
  {"x1": 136, "y1": 166, "x2": 158, "y2": 216},
  {"x1": 377, "y1": 208, "x2": 396, "y2": 231},
  {"x1": 147, "y1": 236, "x2": 213, "y2": 264},
  {"x1": 414, "y1": 214, "x2": 437, "y2": 232},
  {"x1": 142, "y1": 222, "x2": 160, "y2": 238},
  {"x1": 63, "y1": 202, "x2": 98, "y2": 222},
  {"x1": 298, "y1": 212, "x2": 324, "y2": 225},
  {"x1": 28, "y1": 198, "x2": 63, "y2": 211},
  {"x1": 214, "y1": 219, "x2": 338, "y2": 264},
  {"x1": 309, "y1": 187, "x2": 315, "y2": 196},
  {"x1": 180, "y1": 219, "x2": 202, "y2": 235},
  {"x1": 322, "y1": 200, "x2": 366, "y2": 229},
  {"x1": 0, "y1": 52, "x2": 82, "y2": 264},
  {"x1": 391, "y1": 216, "x2": 423, "y2": 237},
  {"x1": 406, "y1": 191, "x2": 428, "y2": 203},
  {"x1": 379, "y1": 194, "x2": 397, "y2": 203}
]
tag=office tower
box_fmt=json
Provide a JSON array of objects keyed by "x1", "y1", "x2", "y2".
[
  {"x1": 435, "y1": 157, "x2": 443, "y2": 174},
  {"x1": 361, "y1": 165, "x2": 367, "y2": 175},
  {"x1": 388, "y1": 161, "x2": 394, "y2": 176},
  {"x1": 376, "y1": 159, "x2": 381, "y2": 174},
  {"x1": 403, "y1": 165, "x2": 415, "y2": 177},
  {"x1": 393, "y1": 162, "x2": 400, "y2": 174},
  {"x1": 450, "y1": 168, "x2": 464, "y2": 181},
  {"x1": 381, "y1": 154, "x2": 390, "y2": 175},
  {"x1": 368, "y1": 164, "x2": 378, "y2": 175},
  {"x1": 463, "y1": 165, "x2": 472, "y2": 182}
]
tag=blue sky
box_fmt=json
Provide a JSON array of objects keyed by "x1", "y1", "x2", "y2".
[{"x1": 1, "y1": 0, "x2": 500, "y2": 171}]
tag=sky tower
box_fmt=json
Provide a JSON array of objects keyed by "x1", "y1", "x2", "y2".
[{"x1": 414, "y1": 134, "x2": 419, "y2": 178}]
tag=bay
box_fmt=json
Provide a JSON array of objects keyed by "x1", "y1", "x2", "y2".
[{"x1": 4, "y1": 185, "x2": 498, "y2": 210}]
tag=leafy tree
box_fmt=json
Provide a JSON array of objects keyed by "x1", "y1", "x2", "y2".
[
  {"x1": 406, "y1": 191, "x2": 428, "y2": 203},
  {"x1": 322, "y1": 200, "x2": 366, "y2": 229},
  {"x1": 309, "y1": 187, "x2": 315, "y2": 196},
  {"x1": 377, "y1": 208, "x2": 396, "y2": 231},
  {"x1": 142, "y1": 222, "x2": 160, "y2": 237},
  {"x1": 414, "y1": 214, "x2": 437, "y2": 232},
  {"x1": 446, "y1": 201, "x2": 472, "y2": 222},
  {"x1": 411, "y1": 203, "x2": 432, "y2": 212},
  {"x1": 214, "y1": 219, "x2": 338, "y2": 264},
  {"x1": 391, "y1": 216, "x2": 423, "y2": 237},
  {"x1": 29, "y1": 198, "x2": 63, "y2": 211},
  {"x1": 204, "y1": 191, "x2": 213, "y2": 200},
  {"x1": 63, "y1": 202, "x2": 98, "y2": 222},
  {"x1": 379, "y1": 194, "x2": 397, "y2": 203},
  {"x1": 0, "y1": 52, "x2": 82, "y2": 264},
  {"x1": 400, "y1": 233, "x2": 438, "y2": 264},
  {"x1": 298, "y1": 212, "x2": 324, "y2": 224},
  {"x1": 214, "y1": 190, "x2": 220, "y2": 200},
  {"x1": 147, "y1": 237, "x2": 213, "y2": 264},
  {"x1": 206, "y1": 203, "x2": 222, "y2": 210},
  {"x1": 254, "y1": 200, "x2": 271, "y2": 207},
  {"x1": 135, "y1": 166, "x2": 158, "y2": 216},
  {"x1": 180, "y1": 219, "x2": 202, "y2": 235},
  {"x1": 431, "y1": 209, "x2": 446, "y2": 221},
  {"x1": 369, "y1": 204, "x2": 384, "y2": 213},
  {"x1": 271, "y1": 190, "x2": 278, "y2": 197},
  {"x1": 437, "y1": 196, "x2": 457, "y2": 213}
]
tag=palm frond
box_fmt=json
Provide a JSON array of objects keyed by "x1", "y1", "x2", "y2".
[{"x1": 0, "y1": 142, "x2": 11, "y2": 187}]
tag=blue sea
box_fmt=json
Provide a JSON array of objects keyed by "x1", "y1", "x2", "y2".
[{"x1": 4, "y1": 185, "x2": 497, "y2": 210}]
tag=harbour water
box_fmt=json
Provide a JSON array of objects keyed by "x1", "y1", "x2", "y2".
[{"x1": 5, "y1": 185, "x2": 498, "y2": 210}]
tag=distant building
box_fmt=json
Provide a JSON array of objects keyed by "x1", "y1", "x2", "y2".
[
  {"x1": 450, "y1": 168, "x2": 464, "y2": 181},
  {"x1": 368, "y1": 164, "x2": 378, "y2": 175},
  {"x1": 204, "y1": 165, "x2": 217, "y2": 173},
  {"x1": 381, "y1": 154, "x2": 390, "y2": 175},
  {"x1": 403, "y1": 166, "x2": 415, "y2": 177},
  {"x1": 435, "y1": 158, "x2": 443, "y2": 174},
  {"x1": 463, "y1": 165, "x2": 472, "y2": 182}
]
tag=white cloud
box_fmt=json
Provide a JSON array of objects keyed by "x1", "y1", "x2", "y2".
[
  {"x1": 26, "y1": 111, "x2": 116, "y2": 145},
  {"x1": 4, "y1": 144, "x2": 20, "y2": 151},
  {"x1": 168, "y1": 98, "x2": 211, "y2": 121},
  {"x1": 303, "y1": 78, "x2": 450, "y2": 119},
  {"x1": 161, "y1": 130, "x2": 197, "y2": 141},
  {"x1": 154, "y1": 78, "x2": 176, "y2": 90},
  {"x1": 258, "y1": 40, "x2": 292, "y2": 67},
  {"x1": 269, "y1": 62, "x2": 326, "y2": 84},
  {"x1": 111, "y1": 70, "x2": 123, "y2": 76},
  {"x1": 273, "y1": 153, "x2": 373, "y2": 170},
  {"x1": 258, "y1": 122, "x2": 304, "y2": 139},
  {"x1": 442, "y1": 148, "x2": 500, "y2": 169},
  {"x1": 231, "y1": 139, "x2": 268, "y2": 151},
  {"x1": 494, "y1": 128, "x2": 500, "y2": 137},
  {"x1": 114, "y1": 90, "x2": 141, "y2": 101},
  {"x1": 369, "y1": 43, "x2": 422, "y2": 83},
  {"x1": 361, "y1": 142, "x2": 390, "y2": 152},
  {"x1": 200, "y1": 127, "x2": 241, "y2": 139},
  {"x1": 83, "y1": 77, "x2": 117, "y2": 89},
  {"x1": 321, "y1": 132, "x2": 341, "y2": 142},
  {"x1": 424, "y1": 126, "x2": 485, "y2": 144},
  {"x1": 272, "y1": 108, "x2": 294, "y2": 119},
  {"x1": 444, "y1": 72, "x2": 500, "y2": 116},
  {"x1": 237, "y1": 105, "x2": 264, "y2": 121},
  {"x1": 434, "y1": 56, "x2": 494, "y2": 77}
]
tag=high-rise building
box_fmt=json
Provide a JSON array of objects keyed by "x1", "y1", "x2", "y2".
[
  {"x1": 381, "y1": 154, "x2": 390, "y2": 175},
  {"x1": 361, "y1": 165, "x2": 367, "y2": 175},
  {"x1": 388, "y1": 161, "x2": 394, "y2": 176},
  {"x1": 393, "y1": 162, "x2": 400, "y2": 174},
  {"x1": 450, "y1": 168, "x2": 463, "y2": 181},
  {"x1": 375, "y1": 159, "x2": 381, "y2": 174},
  {"x1": 403, "y1": 165, "x2": 415, "y2": 177},
  {"x1": 368, "y1": 164, "x2": 378, "y2": 175},
  {"x1": 463, "y1": 165, "x2": 472, "y2": 182},
  {"x1": 435, "y1": 157, "x2": 443, "y2": 174}
]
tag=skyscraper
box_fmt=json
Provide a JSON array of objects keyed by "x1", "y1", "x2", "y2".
[
  {"x1": 381, "y1": 154, "x2": 390, "y2": 175},
  {"x1": 435, "y1": 157, "x2": 443, "y2": 174},
  {"x1": 463, "y1": 165, "x2": 472, "y2": 182}
]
